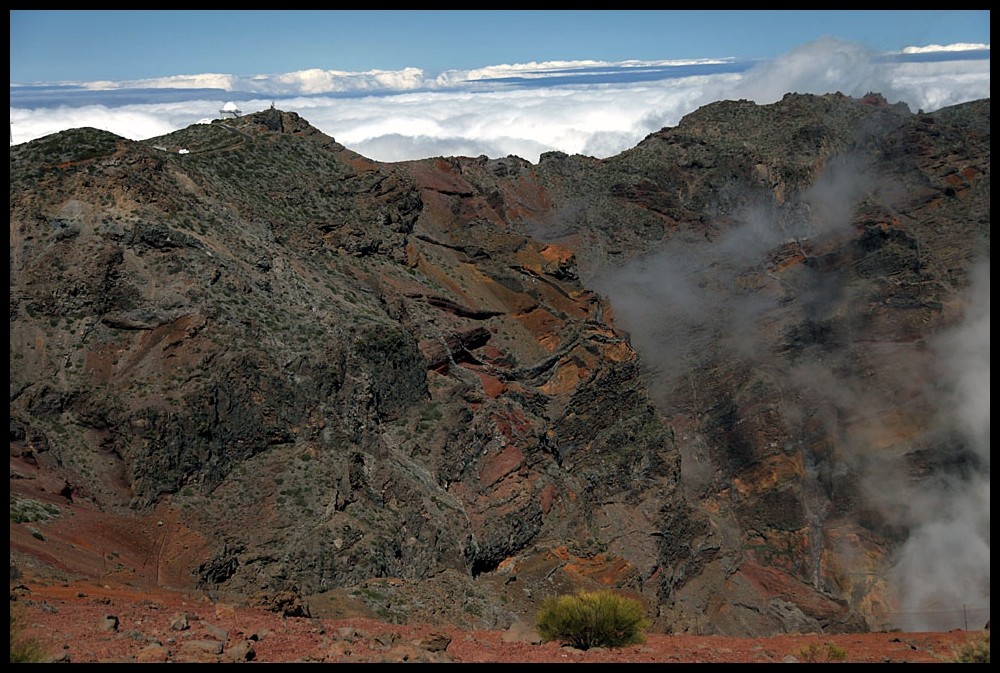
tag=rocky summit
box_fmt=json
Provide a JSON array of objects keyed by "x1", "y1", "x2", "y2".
[{"x1": 9, "y1": 93, "x2": 990, "y2": 636}]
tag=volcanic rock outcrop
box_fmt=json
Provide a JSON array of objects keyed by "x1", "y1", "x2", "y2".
[{"x1": 9, "y1": 94, "x2": 990, "y2": 635}]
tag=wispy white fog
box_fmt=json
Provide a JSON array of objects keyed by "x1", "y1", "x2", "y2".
[
  {"x1": 588, "y1": 154, "x2": 875, "y2": 407},
  {"x1": 9, "y1": 39, "x2": 989, "y2": 163},
  {"x1": 886, "y1": 261, "x2": 990, "y2": 631},
  {"x1": 588, "y1": 149, "x2": 989, "y2": 631}
]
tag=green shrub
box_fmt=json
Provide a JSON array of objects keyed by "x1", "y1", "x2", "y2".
[
  {"x1": 535, "y1": 589, "x2": 649, "y2": 650},
  {"x1": 10, "y1": 608, "x2": 47, "y2": 663},
  {"x1": 796, "y1": 641, "x2": 848, "y2": 662},
  {"x1": 826, "y1": 643, "x2": 848, "y2": 661},
  {"x1": 951, "y1": 632, "x2": 990, "y2": 663}
]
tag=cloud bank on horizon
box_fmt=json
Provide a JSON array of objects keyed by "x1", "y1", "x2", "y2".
[{"x1": 9, "y1": 38, "x2": 990, "y2": 164}]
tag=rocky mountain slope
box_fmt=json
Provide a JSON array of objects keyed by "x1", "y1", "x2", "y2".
[{"x1": 9, "y1": 93, "x2": 990, "y2": 637}]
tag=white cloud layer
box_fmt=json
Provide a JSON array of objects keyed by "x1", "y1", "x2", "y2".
[
  {"x1": 9, "y1": 39, "x2": 990, "y2": 164},
  {"x1": 900, "y1": 42, "x2": 989, "y2": 53}
]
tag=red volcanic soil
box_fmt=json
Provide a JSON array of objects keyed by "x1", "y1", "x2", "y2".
[
  {"x1": 10, "y1": 579, "x2": 981, "y2": 664},
  {"x1": 9, "y1": 456, "x2": 984, "y2": 664}
]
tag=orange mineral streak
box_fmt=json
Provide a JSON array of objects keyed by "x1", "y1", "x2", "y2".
[
  {"x1": 732, "y1": 453, "x2": 805, "y2": 497},
  {"x1": 538, "y1": 359, "x2": 588, "y2": 395},
  {"x1": 478, "y1": 443, "x2": 526, "y2": 489}
]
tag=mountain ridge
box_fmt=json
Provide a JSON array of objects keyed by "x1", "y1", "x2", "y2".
[{"x1": 9, "y1": 92, "x2": 990, "y2": 636}]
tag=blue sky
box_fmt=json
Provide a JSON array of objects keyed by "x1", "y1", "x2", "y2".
[
  {"x1": 9, "y1": 10, "x2": 990, "y2": 81},
  {"x1": 9, "y1": 10, "x2": 991, "y2": 161}
]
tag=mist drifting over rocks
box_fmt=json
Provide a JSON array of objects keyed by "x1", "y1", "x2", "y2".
[
  {"x1": 883, "y1": 260, "x2": 990, "y2": 631},
  {"x1": 588, "y1": 133, "x2": 989, "y2": 630}
]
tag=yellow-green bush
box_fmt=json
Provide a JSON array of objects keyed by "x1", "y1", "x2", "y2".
[
  {"x1": 9, "y1": 608, "x2": 47, "y2": 663},
  {"x1": 535, "y1": 589, "x2": 649, "y2": 650},
  {"x1": 951, "y1": 631, "x2": 989, "y2": 663},
  {"x1": 796, "y1": 641, "x2": 848, "y2": 662}
]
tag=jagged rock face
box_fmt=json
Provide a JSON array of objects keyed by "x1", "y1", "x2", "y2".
[
  {"x1": 9, "y1": 112, "x2": 705, "y2": 632},
  {"x1": 9, "y1": 96, "x2": 989, "y2": 636},
  {"x1": 485, "y1": 93, "x2": 990, "y2": 631}
]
